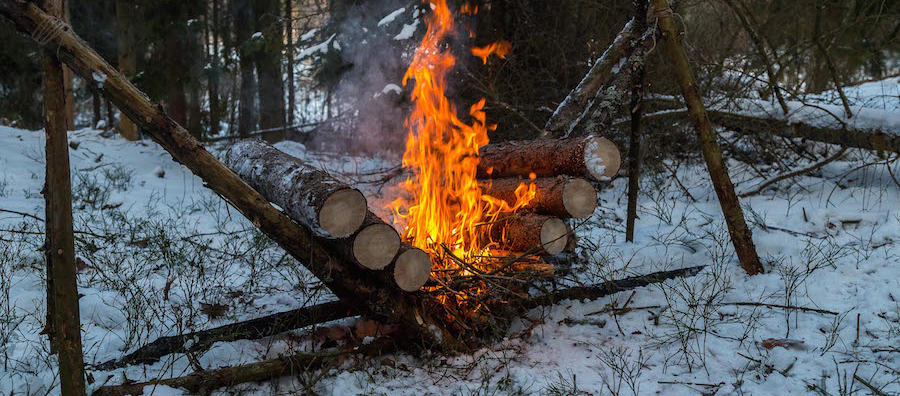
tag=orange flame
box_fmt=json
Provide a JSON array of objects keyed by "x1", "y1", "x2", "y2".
[
  {"x1": 392, "y1": 0, "x2": 534, "y2": 269},
  {"x1": 472, "y1": 41, "x2": 511, "y2": 64}
]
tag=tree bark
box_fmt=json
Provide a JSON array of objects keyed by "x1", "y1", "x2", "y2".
[
  {"x1": 543, "y1": 18, "x2": 639, "y2": 139},
  {"x1": 488, "y1": 214, "x2": 569, "y2": 255},
  {"x1": 232, "y1": 0, "x2": 257, "y2": 137},
  {"x1": 113, "y1": 0, "x2": 139, "y2": 140},
  {"x1": 39, "y1": 0, "x2": 86, "y2": 392},
  {"x1": 253, "y1": 0, "x2": 285, "y2": 142},
  {"x1": 223, "y1": 139, "x2": 368, "y2": 238},
  {"x1": 477, "y1": 136, "x2": 620, "y2": 181},
  {"x1": 650, "y1": 0, "x2": 764, "y2": 275},
  {"x1": 0, "y1": 0, "x2": 463, "y2": 351},
  {"x1": 482, "y1": 176, "x2": 597, "y2": 219}
]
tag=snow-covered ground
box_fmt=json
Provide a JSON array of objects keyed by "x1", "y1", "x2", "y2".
[{"x1": 2, "y1": 81, "x2": 900, "y2": 395}]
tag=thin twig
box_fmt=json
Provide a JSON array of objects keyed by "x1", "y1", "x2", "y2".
[{"x1": 739, "y1": 146, "x2": 848, "y2": 198}]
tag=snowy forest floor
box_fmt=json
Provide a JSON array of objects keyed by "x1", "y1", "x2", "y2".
[{"x1": 2, "y1": 79, "x2": 900, "y2": 395}]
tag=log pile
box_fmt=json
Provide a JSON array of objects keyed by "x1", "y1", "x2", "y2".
[
  {"x1": 225, "y1": 137, "x2": 621, "y2": 282},
  {"x1": 224, "y1": 140, "x2": 433, "y2": 292}
]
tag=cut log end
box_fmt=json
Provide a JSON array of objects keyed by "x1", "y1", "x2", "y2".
[
  {"x1": 319, "y1": 188, "x2": 367, "y2": 238},
  {"x1": 540, "y1": 217, "x2": 569, "y2": 255},
  {"x1": 561, "y1": 178, "x2": 598, "y2": 218},
  {"x1": 352, "y1": 223, "x2": 401, "y2": 270},
  {"x1": 394, "y1": 248, "x2": 433, "y2": 292},
  {"x1": 585, "y1": 136, "x2": 621, "y2": 180}
]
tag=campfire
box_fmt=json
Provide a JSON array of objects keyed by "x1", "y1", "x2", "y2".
[
  {"x1": 389, "y1": 0, "x2": 620, "y2": 280},
  {"x1": 221, "y1": 0, "x2": 621, "y2": 341}
]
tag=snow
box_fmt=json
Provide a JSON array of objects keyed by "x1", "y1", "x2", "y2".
[
  {"x1": 2, "y1": 78, "x2": 900, "y2": 395},
  {"x1": 393, "y1": 20, "x2": 420, "y2": 41},
  {"x1": 300, "y1": 28, "x2": 317, "y2": 41},
  {"x1": 298, "y1": 33, "x2": 337, "y2": 58},
  {"x1": 377, "y1": 7, "x2": 405, "y2": 27},
  {"x1": 373, "y1": 83, "x2": 402, "y2": 98}
]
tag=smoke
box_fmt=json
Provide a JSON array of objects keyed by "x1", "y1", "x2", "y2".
[{"x1": 303, "y1": 1, "x2": 425, "y2": 157}]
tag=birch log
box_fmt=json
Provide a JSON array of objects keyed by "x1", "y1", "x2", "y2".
[
  {"x1": 477, "y1": 136, "x2": 621, "y2": 181},
  {"x1": 223, "y1": 139, "x2": 367, "y2": 238},
  {"x1": 482, "y1": 176, "x2": 597, "y2": 218}
]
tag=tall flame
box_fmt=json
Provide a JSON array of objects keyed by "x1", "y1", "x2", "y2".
[{"x1": 392, "y1": 0, "x2": 535, "y2": 268}]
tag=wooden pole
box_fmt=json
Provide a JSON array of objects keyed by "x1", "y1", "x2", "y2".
[
  {"x1": 626, "y1": 0, "x2": 648, "y2": 243},
  {"x1": 650, "y1": 0, "x2": 765, "y2": 275},
  {"x1": 38, "y1": 0, "x2": 86, "y2": 392},
  {"x1": 0, "y1": 1, "x2": 463, "y2": 351}
]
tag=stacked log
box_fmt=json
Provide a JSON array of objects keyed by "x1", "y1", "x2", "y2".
[
  {"x1": 477, "y1": 135, "x2": 621, "y2": 181},
  {"x1": 476, "y1": 135, "x2": 621, "y2": 255},
  {"x1": 224, "y1": 140, "x2": 432, "y2": 292}
]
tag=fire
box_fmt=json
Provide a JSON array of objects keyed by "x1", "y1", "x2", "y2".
[{"x1": 391, "y1": 0, "x2": 535, "y2": 269}]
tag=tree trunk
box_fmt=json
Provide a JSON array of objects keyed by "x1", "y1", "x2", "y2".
[
  {"x1": 223, "y1": 140, "x2": 367, "y2": 237},
  {"x1": 113, "y1": 0, "x2": 139, "y2": 140},
  {"x1": 208, "y1": 0, "x2": 221, "y2": 136},
  {"x1": 0, "y1": 0, "x2": 464, "y2": 351},
  {"x1": 61, "y1": 0, "x2": 74, "y2": 130},
  {"x1": 232, "y1": 0, "x2": 257, "y2": 137},
  {"x1": 253, "y1": 0, "x2": 285, "y2": 142},
  {"x1": 477, "y1": 136, "x2": 620, "y2": 181},
  {"x1": 38, "y1": 0, "x2": 86, "y2": 392},
  {"x1": 164, "y1": 1, "x2": 188, "y2": 126},
  {"x1": 481, "y1": 176, "x2": 597, "y2": 219},
  {"x1": 285, "y1": 0, "x2": 294, "y2": 128},
  {"x1": 488, "y1": 214, "x2": 569, "y2": 255},
  {"x1": 650, "y1": 0, "x2": 764, "y2": 275},
  {"x1": 91, "y1": 88, "x2": 100, "y2": 127},
  {"x1": 626, "y1": 0, "x2": 647, "y2": 243}
]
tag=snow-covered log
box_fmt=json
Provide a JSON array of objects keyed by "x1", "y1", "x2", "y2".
[
  {"x1": 477, "y1": 136, "x2": 621, "y2": 181},
  {"x1": 223, "y1": 140, "x2": 367, "y2": 238},
  {"x1": 482, "y1": 176, "x2": 597, "y2": 219}
]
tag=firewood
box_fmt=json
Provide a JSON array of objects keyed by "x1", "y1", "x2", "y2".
[
  {"x1": 477, "y1": 136, "x2": 621, "y2": 181},
  {"x1": 482, "y1": 176, "x2": 597, "y2": 219},
  {"x1": 223, "y1": 140, "x2": 367, "y2": 238},
  {"x1": 393, "y1": 247, "x2": 433, "y2": 292},
  {"x1": 489, "y1": 214, "x2": 569, "y2": 255},
  {"x1": 337, "y1": 212, "x2": 401, "y2": 270}
]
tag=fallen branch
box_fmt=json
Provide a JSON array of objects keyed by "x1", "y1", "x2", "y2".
[
  {"x1": 92, "y1": 337, "x2": 397, "y2": 396},
  {"x1": 94, "y1": 300, "x2": 357, "y2": 370},
  {"x1": 739, "y1": 146, "x2": 848, "y2": 197},
  {"x1": 521, "y1": 265, "x2": 706, "y2": 310}
]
